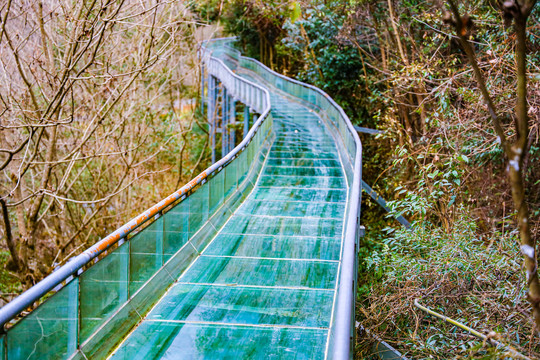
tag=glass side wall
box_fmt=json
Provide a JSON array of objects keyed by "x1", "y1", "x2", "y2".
[
  {"x1": 4, "y1": 53, "x2": 274, "y2": 359},
  {"x1": 6, "y1": 279, "x2": 78, "y2": 360}
]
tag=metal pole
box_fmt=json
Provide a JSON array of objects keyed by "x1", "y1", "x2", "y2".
[
  {"x1": 361, "y1": 181, "x2": 411, "y2": 229},
  {"x1": 201, "y1": 63, "x2": 205, "y2": 115},
  {"x1": 230, "y1": 98, "x2": 236, "y2": 150},
  {"x1": 209, "y1": 76, "x2": 217, "y2": 163},
  {"x1": 243, "y1": 105, "x2": 250, "y2": 139},
  {"x1": 222, "y1": 88, "x2": 228, "y2": 156}
]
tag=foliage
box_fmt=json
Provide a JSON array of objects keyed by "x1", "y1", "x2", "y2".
[
  {"x1": 281, "y1": 6, "x2": 370, "y2": 121},
  {"x1": 190, "y1": 0, "x2": 224, "y2": 22},
  {"x1": 0, "y1": 251, "x2": 21, "y2": 303},
  {"x1": 357, "y1": 208, "x2": 539, "y2": 359},
  {"x1": 221, "y1": 0, "x2": 291, "y2": 65}
]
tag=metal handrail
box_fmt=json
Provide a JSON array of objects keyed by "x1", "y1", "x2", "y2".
[
  {"x1": 0, "y1": 38, "x2": 272, "y2": 330},
  {"x1": 232, "y1": 49, "x2": 363, "y2": 360}
]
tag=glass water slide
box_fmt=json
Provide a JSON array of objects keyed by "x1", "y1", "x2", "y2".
[{"x1": 0, "y1": 38, "x2": 362, "y2": 360}]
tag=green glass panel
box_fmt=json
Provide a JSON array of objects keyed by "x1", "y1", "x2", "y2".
[
  {"x1": 147, "y1": 284, "x2": 334, "y2": 327},
  {"x1": 0, "y1": 335, "x2": 4, "y2": 360},
  {"x1": 263, "y1": 166, "x2": 343, "y2": 177},
  {"x1": 7, "y1": 278, "x2": 78, "y2": 360},
  {"x1": 80, "y1": 243, "x2": 129, "y2": 343},
  {"x1": 80, "y1": 300, "x2": 140, "y2": 359},
  {"x1": 269, "y1": 150, "x2": 338, "y2": 160},
  {"x1": 257, "y1": 149, "x2": 266, "y2": 166},
  {"x1": 161, "y1": 241, "x2": 198, "y2": 281},
  {"x1": 271, "y1": 144, "x2": 336, "y2": 153},
  {"x1": 208, "y1": 202, "x2": 234, "y2": 233},
  {"x1": 189, "y1": 219, "x2": 218, "y2": 253},
  {"x1": 127, "y1": 249, "x2": 187, "y2": 328},
  {"x1": 222, "y1": 214, "x2": 343, "y2": 238},
  {"x1": 258, "y1": 175, "x2": 346, "y2": 189},
  {"x1": 252, "y1": 187, "x2": 347, "y2": 203},
  {"x1": 81, "y1": 243, "x2": 197, "y2": 359},
  {"x1": 209, "y1": 171, "x2": 224, "y2": 214},
  {"x1": 274, "y1": 139, "x2": 334, "y2": 147},
  {"x1": 205, "y1": 233, "x2": 341, "y2": 260},
  {"x1": 247, "y1": 141, "x2": 255, "y2": 165},
  {"x1": 241, "y1": 177, "x2": 255, "y2": 197},
  {"x1": 188, "y1": 182, "x2": 209, "y2": 239},
  {"x1": 225, "y1": 182, "x2": 248, "y2": 210},
  {"x1": 275, "y1": 133, "x2": 326, "y2": 142},
  {"x1": 109, "y1": 322, "x2": 327, "y2": 360},
  {"x1": 163, "y1": 201, "x2": 189, "y2": 261},
  {"x1": 191, "y1": 187, "x2": 246, "y2": 253},
  {"x1": 181, "y1": 256, "x2": 338, "y2": 289},
  {"x1": 238, "y1": 199, "x2": 345, "y2": 219},
  {"x1": 224, "y1": 161, "x2": 237, "y2": 199},
  {"x1": 237, "y1": 150, "x2": 248, "y2": 186},
  {"x1": 256, "y1": 127, "x2": 262, "y2": 146},
  {"x1": 129, "y1": 217, "x2": 163, "y2": 295},
  {"x1": 342, "y1": 158, "x2": 354, "y2": 186},
  {"x1": 267, "y1": 158, "x2": 340, "y2": 167}
]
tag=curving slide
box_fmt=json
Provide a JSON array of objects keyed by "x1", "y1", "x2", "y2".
[{"x1": 0, "y1": 38, "x2": 362, "y2": 360}]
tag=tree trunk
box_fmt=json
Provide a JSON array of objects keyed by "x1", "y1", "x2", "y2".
[
  {"x1": 512, "y1": 14, "x2": 540, "y2": 329},
  {"x1": 0, "y1": 199, "x2": 22, "y2": 271}
]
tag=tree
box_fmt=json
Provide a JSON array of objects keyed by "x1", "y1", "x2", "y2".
[
  {"x1": 0, "y1": 0, "x2": 207, "y2": 289},
  {"x1": 445, "y1": 0, "x2": 540, "y2": 329}
]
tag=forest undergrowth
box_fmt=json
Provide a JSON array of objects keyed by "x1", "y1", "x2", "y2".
[{"x1": 356, "y1": 203, "x2": 539, "y2": 359}]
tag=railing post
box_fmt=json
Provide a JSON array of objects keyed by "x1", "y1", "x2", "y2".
[
  {"x1": 209, "y1": 76, "x2": 217, "y2": 163},
  {"x1": 230, "y1": 97, "x2": 236, "y2": 149},
  {"x1": 243, "y1": 105, "x2": 250, "y2": 139},
  {"x1": 200, "y1": 63, "x2": 205, "y2": 115},
  {"x1": 222, "y1": 88, "x2": 228, "y2": 156}
]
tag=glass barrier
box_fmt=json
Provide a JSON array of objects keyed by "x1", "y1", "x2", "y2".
[
  {"x1": 6, "y1": 279, "x2": 78, "y2": 360},
  {"x1": 79, "y1": 243, "x2": 129, "y2": 344}
]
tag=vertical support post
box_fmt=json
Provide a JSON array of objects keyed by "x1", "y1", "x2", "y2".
[
  {"x1": 230, "y1": 97, "x2": 236, "y2": 150},
  {"x1": 200, "y1": 63, "x2": 205, "y2": 115},
  {"x1": 209, "y1": 76, "x2": 217, "y2": 163},
  {"x1": 243, "y1": 105, "x2": 250, "y2": 139},
  {"x1": 222, "y1": 88, "x2": 228, "y2": 156}
]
